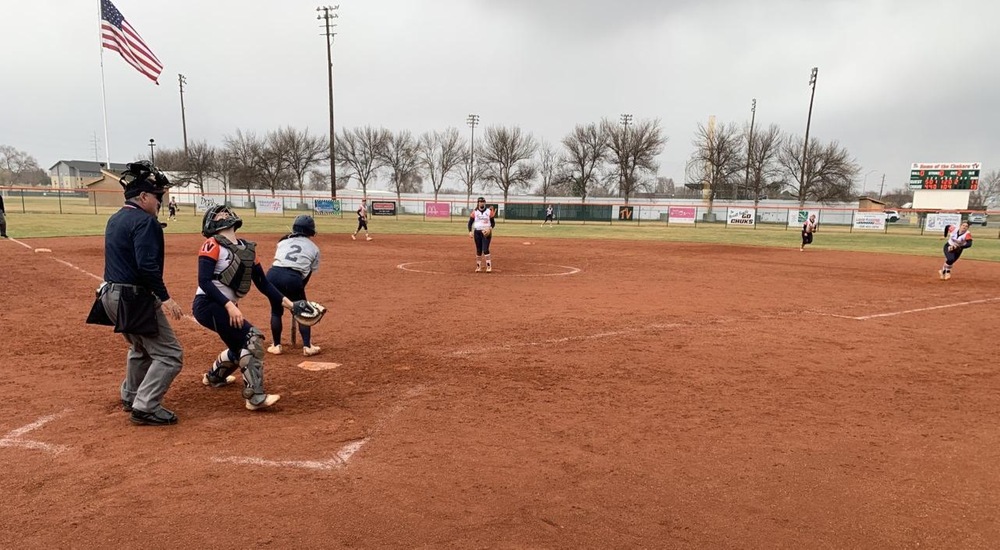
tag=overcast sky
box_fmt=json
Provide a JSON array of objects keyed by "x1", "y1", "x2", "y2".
[{"x1": 2, "y1": 0, "x2": 998, "y2": 193}]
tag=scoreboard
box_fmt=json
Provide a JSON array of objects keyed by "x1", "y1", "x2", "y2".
[{"x1": 909, "y1": 162, "x2": 981, "y2": 190}]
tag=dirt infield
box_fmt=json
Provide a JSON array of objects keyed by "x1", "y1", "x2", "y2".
[{"x1": 2, "y1": 233, "x2": 1000, "y2": 548}]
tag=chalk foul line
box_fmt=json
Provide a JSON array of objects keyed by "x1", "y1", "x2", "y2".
[
  {"x1": 817, "y1": 296, "x2": 1000, "y2": 321},
  {"x1": 0, "y1": 410, "x2": 72, "y2": 455},
  {"x1": 449, "y1": 323, "x2": 684, "y2": 356}
]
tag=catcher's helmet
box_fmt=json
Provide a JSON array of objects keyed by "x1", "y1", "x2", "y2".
[
  {"x1": 202, "y1": 204, "x2": 243, "y2": 237},
  {"x1": 292, "y1": 215, "x2": 316, "y2": 237},
  {"x1": 120, "y1": 160, "x2": 172, "y2": 199}
]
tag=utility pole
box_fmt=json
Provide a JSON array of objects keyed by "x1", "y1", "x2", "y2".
[
  {"x1": 466, "y1": 114, "x2": 480, "y2": 208},
  {"x1": 801, "y1": 67, "x2": 818, "y2": 196},
  {"x1": 619, "y1": 114, "x2": 633, "y2": 198},
  {"x1": 879, "y1": 173, "x2": 886, "y2": 200},
  {"x1": 178, "y1": 74, "x2": 189, "y2": 158},
  {"x1": 148, "y1": 138, "x2": 156, "y2": 164},
  {"x1": 744, "y1": 98, "x2": 756, "y2": 200},
  {"x1": 317, "y1": 5, "x2": 340, "y2": 199}
]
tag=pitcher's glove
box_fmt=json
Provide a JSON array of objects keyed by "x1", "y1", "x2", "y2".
[{"x1": 292, "y1": 300, "x2": 328, "y2": 327}]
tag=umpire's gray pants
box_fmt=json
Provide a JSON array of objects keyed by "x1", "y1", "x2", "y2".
[{"x1": 101, "y1": 285, "x2": 183, "y2": 414}]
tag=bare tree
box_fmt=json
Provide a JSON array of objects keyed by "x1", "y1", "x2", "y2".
[
  {"x1": 685, "y1": 120, "x2": 745, "y2": 211},
  {"x1": 778, "y1": 135, "x2": 860, "y2": 205},
  {"x1": 745, "y1": 123, "x2": 783, "y2": 209},
  {"x1": 561, "y1": 123, "x2": 608, "y2": 203},
  {"x1": 337, "y1": 126, "x2": 389, "y2": 198},
  {"x1": 478, "y1": 125, "x2": 537, "y2": 206},
  {"x1": 0, "y1": 145, "x2": 41, "y2": 186},
  {"x1": 151, "y1": 147, "x2": 188, "y2": 171},
  {"x1": 970, "y1": 169, "x2": 1000, "y2": 208},
  {"x1": 210, "y1": 148, "x2": 235, "y2": 204},
  {"x1": 535, "y1": 140, "x2": 565, "y2": 202},
  {"x1": 379, "y1": 130, "x2": 423, "y2": 205},
  {"x1": 276, "y1": 126, "x2": 328, "y2": 205},
  {"x1": 418, "y1": 128, "x2": 464, "y2": 201},
  {"x1": 180, "y1": 141, "x2": 216, "y2": 195},
  {"x1": 222, "y1": 129, "x2": 264, "y2": 202},
  {"x1": 602, "y1": 118, "x2": 667, "y2": 203},
  {"x1": 458, "y1": 145, "x2": 488, "y2": 209}
]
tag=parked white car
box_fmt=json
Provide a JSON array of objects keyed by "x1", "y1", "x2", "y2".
[
  {"x1": 884, "y1": 210, "x2": 901, "y2": 223},
  {"x1": 968, "y1": 212, "x2": 988, "y2": 226}
]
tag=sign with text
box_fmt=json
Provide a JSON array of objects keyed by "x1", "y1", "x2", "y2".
[
  {"x1": 371, "y1": 201, "x2": 397, "y2": 216},
  {"x1": 618, "y1": 206, "x2": 634, "y2": 220},
  {"x1": 788, "y1": 209, "x2": 820, "y2": 228},
  {"x1": 313, "y1": 199, "x2": 341, "y2": 214},
  {"x1": 727, "y1": 208, "x2": 756, "y2": 227},
  {"x1": 668, "y1": 206, "x2": 696, "y2": 224},
  {"x1": 255, "y1": 197, "x2": 283, "y2": 214},
  {"x1": 425, "y1": 202, "x2": 450, "y2": 218},
  {"x1": 909, "y1": 162, "x2": 981, "y2": 190},
  {"x1": 852, "y1": 212, "x2": 886, "y2": 231},
  {"x1": 925, "y1": 213, "x2": 962, "y2": 233},
  {"x1": 196, "y1": 196, "x2": 217, "y2": 213}
]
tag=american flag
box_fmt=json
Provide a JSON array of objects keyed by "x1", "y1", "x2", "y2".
[{"x1": 100, "y1": 0, "x2": 163, "y2": 84}]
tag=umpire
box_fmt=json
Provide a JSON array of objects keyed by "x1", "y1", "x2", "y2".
[{"x1": 89, "y1": 161, "x2": 184, "y2": 426}]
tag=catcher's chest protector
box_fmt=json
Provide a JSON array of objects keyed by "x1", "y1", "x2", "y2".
[{"x1": 214, "y1": 236, "x2": 256, "y2": 298}]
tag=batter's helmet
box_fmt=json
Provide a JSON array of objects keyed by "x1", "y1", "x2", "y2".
[
  {"x1": 292, "y1": 215, "x2": 316, "y2": 237},
  {"x1": 202, "y1": 204, "x2": 243, "y2": 237}
]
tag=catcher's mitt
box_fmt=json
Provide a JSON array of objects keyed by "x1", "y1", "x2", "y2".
[{"x1": 291, "y1": 300, "x2": 328, "y2": 327}]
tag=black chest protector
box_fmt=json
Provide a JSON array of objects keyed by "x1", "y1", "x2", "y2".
[{"x1": 214, "y1": 235, "x2": 256, "y2": 298}]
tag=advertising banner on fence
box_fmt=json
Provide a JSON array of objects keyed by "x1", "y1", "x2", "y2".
[
  {"x1": 371, "y1": 201, "x2": 397, "y2": 216},
  {"x1": 255, "y1": 197, "x2": 283, "y2": 214},
  {"x1": 788, "y1": 209, "x2": 820, "y2": 228},
  {"x1": 618, "y1": 206, "x2": 634, "y2": 220},
  {"x1": 727, "y1": 208, "x2": 756, "y2": 227},
  {"x1": 425, "y1": 202, "x2": 449, "y2": 218},
  {"x1": 925, "y1": 213, "x2": 962, "y2": 232},
  {"x1": 196, "y1": 196, "x2": 218, "y2": 213},
  {"x1": 852, "y1": 212, "x2": 886, "y2": 231},
  {"x1": 313, "y1": 199, "x2": 341, "y2": 214},
  {"x1": 668, "y1": 206, "x2": 696, "y2": 224}
]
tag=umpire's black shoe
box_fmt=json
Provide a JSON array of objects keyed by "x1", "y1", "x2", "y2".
[
  {"x1": 130, "y1": 407, "x2": 178, "y2": 426},
  {"x1": 121, "y1": 400, "x2": 133, "y2": 412}
]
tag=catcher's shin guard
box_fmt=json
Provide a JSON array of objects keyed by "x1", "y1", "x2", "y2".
[
  {"x1": 239, "y1": 327, "x2": 270, "y2": 405},
  {"x1": 205, "y1": 350, "x2": 239, "y2": 387}
]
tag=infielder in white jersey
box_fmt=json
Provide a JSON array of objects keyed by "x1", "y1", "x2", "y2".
[
  {"x1": 266, "y1": 215, "x2": 322, "y2": 355},
  {"x1": 939, "y1": 221, "x2": 973, "y2": 280},
  {"x1": 352, "y1": 198, "x2": 372, "y2": 241},
  {"x1": 467, "y1": 196, "x2": 496, "y2": 272}
]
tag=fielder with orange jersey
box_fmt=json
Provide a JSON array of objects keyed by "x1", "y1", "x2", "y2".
[
  {"x1": 468, "y1": 197, "x2": 496, "y2": 272},
  {"x1": 192, "y1": 205, "x2": 296, "y2": 411},
  {"x1": 939, "y1": 221, "x2": 973, "y2": 280}
]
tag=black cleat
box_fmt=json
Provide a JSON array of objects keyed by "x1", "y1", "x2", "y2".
[
  {"x1": 129, "y1": 408, "x2": 178, "y2": 426},
  {"x1": 121, "y1": 400, "x2": 133, "y2": 412}
]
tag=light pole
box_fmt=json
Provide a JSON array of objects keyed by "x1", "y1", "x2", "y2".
[
  {"x1": 178, "y1": 74, "x2": 189, "y2": 158},
  {"x1": 466, "y1": 114, "x2": 480, "y2": 207},
  {"x1": 801, "y1": 67, "x2": 818, "y2": 192},
  {"x1": 148, "y1": 138, "x2": 156, "y2": 164},
  {"x1": 744, "y1": 98, "x2": 757, "y2": 200},
  {"x1": 317, "y1": 5, "x2": 340, "y2": 199},
  {"x1": 862, "y1": 169, "x2": 877, "y2": 196}
]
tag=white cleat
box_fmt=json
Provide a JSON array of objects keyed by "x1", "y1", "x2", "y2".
[
  {"x1": 303, "y1": 345, "x2": 321, "y2": 357},
  {"x1": 267, "y1": 344, "x2": 282, "y2": 355},
  {"x1": 944, "y1": 272, "x2": 951, "y2": 280},
  {"x1": 486, "y1": 265, "x2": 492, "y2": 273},
  {"x1": 202, "y1": 373, "x2": 237, "y2": 387},
  {"x1": 351, "y1": 234, "x2": 356, "y2": 240},
  {"x1": 366, "y1": 236, "x2": 373, "y2": 241},
  {"x1": 245, "y1": 394, "x2": 281, "y2": 411},
  {"x1": 938, "y1": 269, "x2": 946, "y2": 280}
]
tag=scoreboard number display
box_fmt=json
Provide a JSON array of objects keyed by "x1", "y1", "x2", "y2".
[{"x1": 909, "y1": 162, "x2": 981, "y2": 190}]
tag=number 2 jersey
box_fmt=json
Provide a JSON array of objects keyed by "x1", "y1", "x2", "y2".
[{"x1": 272, "y1": 235, "x2": 321, "y2": 278}]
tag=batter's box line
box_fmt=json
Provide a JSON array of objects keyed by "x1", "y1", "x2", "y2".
[
  {"x1": 0, "y1": 409, "x2": 72, "y2": 455},
  {"x1": 812, "y1": 296, "x2": 1000, "y2": 321}
]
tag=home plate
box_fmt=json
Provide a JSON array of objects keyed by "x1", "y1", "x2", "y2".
[{"x1": 298, "y1": 361, "x2": 340, "y2": 371}]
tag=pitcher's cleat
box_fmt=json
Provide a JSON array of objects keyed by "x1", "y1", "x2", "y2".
[
  {"x1": 944, "y1": 271, "x2": 951, "y2": 280},
  {"x1": 486, "y1": 265, "x2": 492, "y2": 273},
  {"x1": 246, "y1": 394, "x2": 281, "y2": 411},
  {"x1": 303, "y1": 345, "x2": 321, "y2": 357},
  {"x1": 938, "y1": 269, "x2": 946, "y2": 280},
  {"x1": 267, "y1": 344, "x2": 283, "y2": 355},
  {"x1": 475, "y1": 266, "x2": 482, "y2": 273},
  {"x1": 351, "y1": 234, "x2": 356, "y2": 240},
  {"x1": 203, "y1": 372, "x2": 237, "y2": 387}
]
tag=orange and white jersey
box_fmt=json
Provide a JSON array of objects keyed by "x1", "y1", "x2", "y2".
[
  {"x1": 470, "y1": 207, "x2": 494, "y2": 231},
  {"x1": 947, "y1": 227, "x2": 972, "y2": 248},
  {"x1": 357, "y1": 203, "x2": 368, "y2": 219},
  {"x1": 195, "y1": 236, "x2": 259, "y2": 303}
]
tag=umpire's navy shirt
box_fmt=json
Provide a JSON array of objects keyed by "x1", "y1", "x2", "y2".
[{"x1": 104, "y1": 202, "x2": 171, "y2": 301}]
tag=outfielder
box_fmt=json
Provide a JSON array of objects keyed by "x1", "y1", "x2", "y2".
[
  {"x1": 352, "y1": 198, "x2": 372, "y2": 241},
  {"x1": 266, "y1": 215, "x2": 322, "y2": 357},
  {"x1": 192, "y1": 205, "x2": 299, "y2": 410},
  {"x1": 800, "y1": 214, "x2": 818, "y2": 251},
  {"x1": 468, "y1": 196, "x2": 496, "y2": 272},
  {"x1": 939, "y1": 221, "x2": 973, "y2": 280}
]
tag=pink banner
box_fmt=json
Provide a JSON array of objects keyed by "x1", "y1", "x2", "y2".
[
  {"x1": 668, "y1": 206, "x2": 696, "y2": 224},
  {"x1": 425, "y1": 202, "x2": 450, "y2": 218}
]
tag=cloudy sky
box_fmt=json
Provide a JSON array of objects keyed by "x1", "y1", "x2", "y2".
[{"x1": 2, "y1": 0, "x2": 997, "y2": 194}]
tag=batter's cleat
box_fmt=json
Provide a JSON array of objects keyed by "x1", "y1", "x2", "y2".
[
  {"x1": 938, "y1": 269, "x2": 946, "y2": 280},
  {"x1": 303, "y1": 345, "x2": 321, "y2": 357},
  {"x1": 486, "y1": 265, "x2": 492, "y2": 273},
  {"x1": 267, "y1": 344, "x2": 283, "y2": 355},
  {"x1": 944, "y1": 271, "x2": 951, "y2": 280},
  {"x1": 121, "y1": 399, "x2": 133, "y2": 412},
  {"x1": 245, "y1": 394, "x2": 281, "y2": 411},
  {"x1": 129, "y1": 407, "x2": 178, "y2": 426},
  {"x1": 202, "y1": 372, "x2": 237, "y2": 388}
]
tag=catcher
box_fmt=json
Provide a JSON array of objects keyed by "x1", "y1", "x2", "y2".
[
  {"x1": 468, "y1": 196, "x2": 496, "y2": 273},
  {"x1": 191, "y1": 205, "x2": 324, "y2": 411},
  {"x1": 939, "y1": 221, "x2": 973, "y2": 280},
  {"x1": 266, "y1": 215, "x2": 324, "y2": 357}
]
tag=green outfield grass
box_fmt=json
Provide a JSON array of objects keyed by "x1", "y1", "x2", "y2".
[{"x1": 4, "y1": 210, "x2": 999, "y2": 262}]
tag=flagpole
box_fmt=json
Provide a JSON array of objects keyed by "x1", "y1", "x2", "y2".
[{"x1": 98, "y1": 0, "x2": 111, "y2": 167}]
